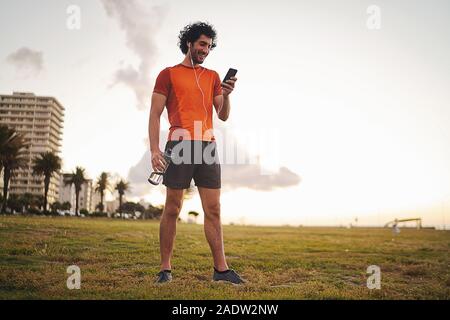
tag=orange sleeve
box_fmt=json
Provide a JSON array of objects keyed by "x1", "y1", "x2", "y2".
[
  {"x1": 213, "y1": 71, "x2": 223, "y2": 97},
  {"x1": 153, "y1": 68, "x2": 171, "y2": 97}
]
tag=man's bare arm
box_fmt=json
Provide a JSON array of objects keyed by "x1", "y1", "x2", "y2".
[
  {"x1": 213, "y1": 76, "x2": 237, "y2": 121},
  {"x1": 214, "y1": 95, "x2": 230, "y2": 121},
  {"x1": 149, "y1": 92, "x2": 167, "y2": 171}
]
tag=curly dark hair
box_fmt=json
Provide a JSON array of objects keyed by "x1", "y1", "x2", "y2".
[{"x1": 178, "y1": 22, "x2": 217, "y2": 54}]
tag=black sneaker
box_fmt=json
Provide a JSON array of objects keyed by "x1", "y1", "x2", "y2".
[
  {"x1": 213, "y1": 268, "x2": 245, "y2": 285},
  {"x1": 155, "y1": 270, "x2": 172, "y2": 284}
]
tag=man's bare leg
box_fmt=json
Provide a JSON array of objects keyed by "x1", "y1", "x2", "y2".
[
  {"x1": 198, "y1": 187, "x2": 229, "y2": 271},
  {"x1": 159, "y1": 187, "x2": 184, "y2": 271}
]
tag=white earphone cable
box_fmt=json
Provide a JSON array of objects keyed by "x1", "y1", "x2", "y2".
[{"x1": 189, "y1": 47, "x2": 209, "y2": 132}]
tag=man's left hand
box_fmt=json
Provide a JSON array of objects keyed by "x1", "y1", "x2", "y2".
[{"x1": 221, "y1": 76, "x2": 237, "y2": 97}]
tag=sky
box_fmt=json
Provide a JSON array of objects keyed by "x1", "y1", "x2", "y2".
[{"x1": 1, "y1": 0, "x2": 449, "y2": 228}]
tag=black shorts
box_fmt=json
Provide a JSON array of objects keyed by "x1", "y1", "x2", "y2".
[{"x1": 162, "y1": 140, "x2": 221, "y2": 189}]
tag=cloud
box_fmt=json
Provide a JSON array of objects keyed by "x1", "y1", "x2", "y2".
[
  {"x1": 6, "y1": 47, "x2": 44, "y2": 77},
  {"x1": 128, "y1": 148, "x2": 160, "y2": 198},
  {"x1": 127, "y1": 130, "x2": 170, "y2": 199},
  {"x1": 221, "y1": 164, "x2": 301, "y2": 191},
  {"x1": 126, "y1": 129, "x2": 301, "y2": 198},
  {"x1": 127, "y1": 149, "x2": 301, "y2": 198},
  {"x1": 100, "y1": 0, "x2": 167, "y2": 110}
]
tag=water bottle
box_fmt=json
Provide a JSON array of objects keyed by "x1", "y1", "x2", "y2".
[{"x1": 148, "y1": 148, "x2": 173, "y2": 185}]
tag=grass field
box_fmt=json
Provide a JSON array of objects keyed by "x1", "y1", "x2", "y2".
[{"x1": 0, "y1": 215, "x2": 448, "y2": 300}]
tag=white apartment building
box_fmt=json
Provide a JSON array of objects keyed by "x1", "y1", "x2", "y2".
[
  {"x1": 59, "y1": 173, "x2": 94, "y2": 213},
  {"x1": 0, "y1": 92, "x2": 64, "y2": 204},
  {"x1": 91, "y1": 189, "x2": 102, "y2": 212},
  {"x1": 106, "y1": 199, "x2": 122, "y2": 215}
]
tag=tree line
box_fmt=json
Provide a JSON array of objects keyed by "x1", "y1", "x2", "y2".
[{"x1": 0, "y1": 125, "x2": 162, "y2": 219}]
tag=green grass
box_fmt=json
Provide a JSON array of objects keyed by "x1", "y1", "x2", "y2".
[{"x1": 0, "y1": 215, "x2": 449, "y2": 299}]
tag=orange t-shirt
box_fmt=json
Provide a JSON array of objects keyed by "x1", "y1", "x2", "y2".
[{"x1": 153, "y1": 64, "x2": 223, "y2": 141}]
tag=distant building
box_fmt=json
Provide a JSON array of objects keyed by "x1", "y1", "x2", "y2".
[
  {"x1": 91, "y1": 188, "x2": 102, "y2": 212},
  {"x1": 58, "y1": 173, "x2": 75, "y2": 208},
  {"x1": 59, "y1": 174, "x2": 93, "y2": 213},
  {"x1": 0, "y1": 92, "x2": 64, "y2": 204},
  {"x1": 106, "y1": 199, "x2": 123, "y2": 214},
  {"x1": 79, "y1": 179, "x2": 93, "y2": 212}
]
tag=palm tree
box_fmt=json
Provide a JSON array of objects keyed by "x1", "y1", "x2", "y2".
[
  {"x1": 0, "y1": 125, "x2": 12, "y2": 177},
  {"x1": 64, "y1": 167, "x2": 87, "y2": 216},
  {"x1": 34, "y1": 195, "x2": 45, "y2": 212},
  {"x1": 1, "y1": 126, "x2": 16, "y2": 185},
  {"x1": 1, "y1": 128, "x2": 28, "y2": 213},
  {"x1": 114, "y1": 179, "x2": 130, "y2": 213},
  {"x1": 94, "y1": 172, "x2": 110, "y2": 213},
  {"x1": 32, "y1": 152, "x2": 62, "y2": 213},
  {"x1": 0, "y1": 125, "x2": 19, "y2": 176}
]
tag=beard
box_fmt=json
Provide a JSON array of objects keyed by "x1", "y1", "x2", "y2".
[{"x1": 192, "y1": 50, "x2": 206, "y2": 64}]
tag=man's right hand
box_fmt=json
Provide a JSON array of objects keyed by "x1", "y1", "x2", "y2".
[{"x1": 151, "y1": 150, "x2": 167, "y2": 172}]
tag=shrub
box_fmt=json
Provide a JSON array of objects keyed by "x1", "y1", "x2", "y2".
[
  {"x1": 91, "y1": 211, "x2": 107, "y2": 218},
  {"x1": 143, "y1": 204, "x2": 163, "y2": 220},
  {"x1": 27, "y1": 207, "x2": 42, "y2": 215},
  {"x1": 188, "y1": 211, "x2": 200, "y2": 217}
]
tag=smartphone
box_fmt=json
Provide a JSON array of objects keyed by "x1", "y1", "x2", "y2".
[{"x1": 223, "y1": 68, "x2": 238, "y2": 83}]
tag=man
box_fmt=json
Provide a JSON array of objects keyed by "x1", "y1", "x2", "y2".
[{"x1": 149, "y1": 22, "x2": 244, "y2": 284}]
